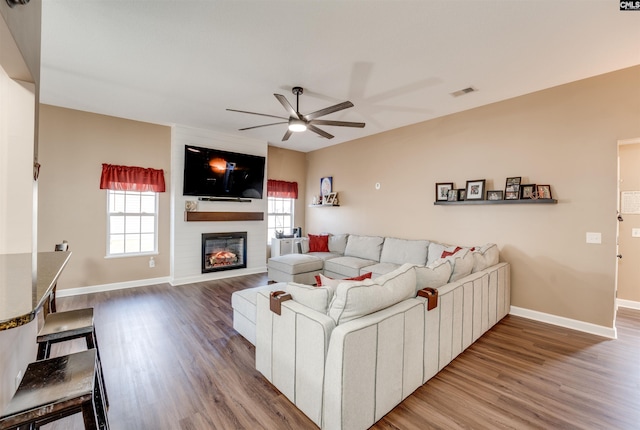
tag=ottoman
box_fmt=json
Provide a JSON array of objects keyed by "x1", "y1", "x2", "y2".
[
  {"x1": 267, "y1": 253, "x2": 324, "y2": 284},
  {"x1": 232, "y1": 283, "x2": 287, "y2": 345}
]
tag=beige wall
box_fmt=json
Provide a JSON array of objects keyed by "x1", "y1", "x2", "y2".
[
  {"x1": 306, "y1": 65, "x2": 640, "y2": 329},
  {"x1": 618, "y1": 143, "x2": 640, "y2": 303},
  {"x1": 267, "y1": 145, "x2": 307, "y2": 234},
  {"x1": 37, "y1": 105, "x2": 172, "y2": 290}
]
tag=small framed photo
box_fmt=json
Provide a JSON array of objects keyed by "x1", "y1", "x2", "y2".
[
  {"x1": 505, "y1": 177, "x2": 521, "y2": 200},
  {"x1": 321, "y1": 176, "x2": 333, "y2": 196},
  {"x1": 520, "y1": 184, "x2": 536, "y2": 199},
  {"x1": 465, "y1": 179, "x2": 486, "y2": 200},
  {"x1": 487, "y1": 190, "x2": 504, "y2": 201},
  {"x1": 447, "y1": 189, "x2": 458, "y2": 202},
  {"x1": 323, "y1": 192, "x2": 337, "y2": 205},
  {"x1": 436, "y1": 182, "x2": 454, "y2": 201},
  {"x1": 457, "y1": 189, "x2": 466, "y2": 201},
  {"x1": 537, "y1": 185, "x2": 552, "y2": 199}
]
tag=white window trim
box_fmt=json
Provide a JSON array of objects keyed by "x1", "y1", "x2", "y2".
[
  {"x1": 105, "y1": 190, "x2": 159, "y2": 258},
  {"x1": 267, "y1": 196, "x2": 295, "y2": 245}
]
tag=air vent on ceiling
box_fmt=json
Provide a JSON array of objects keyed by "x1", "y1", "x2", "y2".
[{"x1": 450, "y1": 87, "x2": 477, "y2": 97}]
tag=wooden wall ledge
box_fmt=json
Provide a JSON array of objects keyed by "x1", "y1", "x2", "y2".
[{"x1": 184, "y1": 211, "x2": 264, "y2": 222}]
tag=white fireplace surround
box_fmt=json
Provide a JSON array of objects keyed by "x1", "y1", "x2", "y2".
[{"x1": 170, "y1": 126, "x2": 268, "y2": 286}]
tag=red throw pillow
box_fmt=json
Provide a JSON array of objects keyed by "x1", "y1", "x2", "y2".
[
  {"x1": 309, "y1": 234, "x2": 330, "y2": 252},
  {"x1": 441, "y1": 246, "x2": 463, "y2": 258},
  {"x1": 315, "y1": 272, "x2": 372, "y2": 286}
]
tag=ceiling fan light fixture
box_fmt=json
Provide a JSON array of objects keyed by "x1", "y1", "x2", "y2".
[{"x1": 288, "y1": 119, "x2": 307, "y2": 132}]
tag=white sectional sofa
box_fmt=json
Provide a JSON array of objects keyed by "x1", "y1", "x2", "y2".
[{"x1": 231, "y1": 234, "x2": 510, "y2": 430}]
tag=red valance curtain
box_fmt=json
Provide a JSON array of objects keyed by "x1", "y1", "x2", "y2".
[
  {"x1": 100, "y1": 164, "x2": 166, "y2": 192},
  {"x1": 267, "y1": 179, "x2": 298, "y2": 199}
]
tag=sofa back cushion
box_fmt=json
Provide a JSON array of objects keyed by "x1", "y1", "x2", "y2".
[
  {"x1": 328, "y1": 234, "x2": 349, "y2": 254},
  {"x1": 472, "y1": 243, "x2": 499, "y2": 272},
  {"x1": 344, "y1": 235, "x2": 384, "y2": 261},
  {"x1": 328, "y1": 264, "x2": 416, "y2": 325},
  {"x1": 286, "y1": 282, "x2": 336, "y2": 314},
  {"x1": 380, "y1": 237, "x2": 429, "y2": 265},
  {"x1": 443, "y1": 248, "x2": 474, "y2": 282},
  {"x1": 414, "y1": 259, "x2": 452, "y2": 291}
]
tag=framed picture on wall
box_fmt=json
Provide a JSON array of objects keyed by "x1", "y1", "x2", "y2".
[
  {"x1": 487, "y1": 190, "x2": 504, "y2": 201},
  {"x1": 447, "y1": 189, "x2": 458, "y2": 202},
  {"x1": 465, "y1": 179, "x2": 486, "y2": 200},
  {"x1": 520, "y1": 184, "x2": 536, "y2": 199},
  {"x1": 457, "y1": 189, "x2": 466, "y2": 201},
  {"x1": 320, "y1": 176, "x2": 333, "y2": 196},
  {"x1": 537, "y1": 184, "x2": 552, "y2": 199},
  {"x1": 504, "y1": 176, "x2": 521, "y2": 200},
  {"x1": 435, "y1": 182, "x2": 454, "y2": 201}
]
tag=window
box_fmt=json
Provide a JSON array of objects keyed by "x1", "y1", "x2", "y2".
[
  {"x1": 267, "y1": 196, "x2": 295, "y2": 244},
  {"x1": 107, "y1": 190, "x2": 158, "y2": 256}
]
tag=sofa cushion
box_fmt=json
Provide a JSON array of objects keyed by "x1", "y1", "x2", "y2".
[
  {"x1": 426, "y1": 242, "x2": 447, "y2": 266},
  {"x1": 315, "y1": 272, "x2": 372, "y2": 287},
  {"x1": 414, "y1": 259, "x2": 452, "y2": 291},
  {"x1": 328, "y1": 264, "x2": 416, "y2": 325},
  {"x1": 328, "y1": 234, "x2": 349, "y2": 254},
  {"x1": 324, "y1": 256, "x2": 377, "y2": 278},
  {"x1": 380, "y1": 237, "x2": 429, "y2": 266},
  {"x1": 344, "y1": 235, "x2": 384, "y2": 261},
  {"x1": 472, "y1": 243, "x2": 499, "y2": 272},
  {"x1": 441, "y1": 248, "x2": 474, "y2": 282},
  {"x1": 286, "y1": 282, "x2": 336, "y2": 314},
  {"x1": 359, "y1": 262, "x2": 400, "y2": 279},
  {"x1": 269, "y1": 253, "x2": 324, "y2": 275},
  {"x1": 309, "y1": 234, "x2": 330, "y2": 252}
]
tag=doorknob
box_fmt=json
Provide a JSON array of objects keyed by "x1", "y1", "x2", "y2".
[{"x1": 617, "y1": 254, "x2": 623, "y2": 259}]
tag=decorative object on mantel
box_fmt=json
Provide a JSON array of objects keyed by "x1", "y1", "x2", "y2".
[
  {"x1": 435, "y1": 183, "x2": 454, "y2": 201},
  {"x1": 536, "y1": 185, "x2": 553, "y2": 199},
  {"x1": 487, "y1": 190, "x2": 504, "y2": 201},
  {"x1": 323, "y1": 192, "x2": 337, "y2": 205},
  {"x1": 447, "y1": 189, "x2": 458, "y2": 202},
  {"x1": 465, "y1": 179, "x2": 486, "y2": 201},
  {"x1": 520, "y1": 184, "x2": 536, "y2": 199},
  {"x1": 457, "y1": 189, "x2": 466, "y2": 201},
  {"x1": 185, "y1": 200, "x2": 198, "y2": 211}
]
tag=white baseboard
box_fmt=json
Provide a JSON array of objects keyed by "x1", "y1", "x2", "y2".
[
  {"x1": 617, "y1": 298, "x2": 640, "y2": 310},
  {"x1": 509, "y1": 306, "x2": 617, "y2": 339},
  {"x1": 56, "y1": 276, "x2": 171, "y2": 298}
]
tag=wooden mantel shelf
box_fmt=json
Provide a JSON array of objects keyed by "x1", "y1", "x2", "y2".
[{"x1": 184, "y1": 211, "x2": 264, "y2": 222}]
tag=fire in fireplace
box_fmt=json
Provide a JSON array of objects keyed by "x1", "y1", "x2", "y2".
[{"x1": 201, "y1": 232, "x2": 247, "y2": 273}]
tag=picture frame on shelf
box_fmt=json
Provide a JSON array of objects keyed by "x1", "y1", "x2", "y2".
[
  {"x1": 436, "y1": 182, "x2": 454, "y2": 201},
  {"x1": 457, "y1": 189, "x2": 466, "y2": 201},
  {"x1": 465, "y1": 179, "x2": 486, "y2": 200},
  {"x1": 487, "y1": 190, "x2": 504, "y2": 201},
  {"x1": 321, "y1": 176, "x2": 333, "y2": 197},
  {"x1": 447, "y1": 189, "x2": 458, "y2": 202},
  {"x1": 537, "y1": 184, "x2": 552, "y2": 199},
  {"x1": 323, "y1": 192, "x2": 337, "y2": 205},
  {"x1": 504, "y1": 177, "x2": 521, "y2": 200},
  {"x1": 520, "y1": 184, "x2": 536, "y2": 199}
]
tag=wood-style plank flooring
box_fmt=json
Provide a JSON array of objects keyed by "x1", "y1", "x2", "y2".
[{"x1": 43, "y1": 273, "x2": 640, "y2": 429}]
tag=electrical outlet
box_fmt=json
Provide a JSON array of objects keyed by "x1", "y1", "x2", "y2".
[
  {"x1": 586, "y1": 232, "x2": 602, "y2": 244},
  {"x1": 15, "y1": 370, "x2": 22, "y2": 390},
  {"x1": 149, "y1": 257, "x2": 155, "y2": 268}
]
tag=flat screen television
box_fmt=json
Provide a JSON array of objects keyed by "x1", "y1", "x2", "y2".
[{"x1": 183, "y1": 145, "x2": 266, "y2": 199}]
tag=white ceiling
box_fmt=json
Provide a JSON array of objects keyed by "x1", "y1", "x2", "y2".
[{"x1": 40, "y1": 1, "x2": 640, "y2": 153}]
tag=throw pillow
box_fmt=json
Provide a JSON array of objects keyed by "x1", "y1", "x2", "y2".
[
  {"x1": 308, "y1": 234, "x2": 330, "y2": 252},
  {"x1": 441, "y1": 246, "x2": 463, "y2": 258},
  {"x1": 441, "y1": 248, "x2": 474, "y2": 282},
  {"x1": 315, "y1": 272, "x2": 372, "y2": 287}
]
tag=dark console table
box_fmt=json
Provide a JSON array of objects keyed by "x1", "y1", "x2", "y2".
[{"x1": 0, "y1": 252, "x2": 72, "y2": 330}]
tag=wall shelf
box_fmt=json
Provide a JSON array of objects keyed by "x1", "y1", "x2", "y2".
[
  {"x1": 434, "y1": 199, "x2": 557, "y2": 206},
  {"x1": 308, "y1": 204, "x2": 341, "y2": 208},
  {"x1": 184, "y1": 211, "x2": 264, "y2": 222}
]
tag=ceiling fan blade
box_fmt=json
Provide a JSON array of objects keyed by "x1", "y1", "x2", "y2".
[
  {"x1": 307, "y1": 124, "x2": 334, "y2": 139},
  {"x1": 304, "y1": 101, "x2": 354, "y2": 120},
  {"x1": 227, "y1": 108, "x2": 288, "y2": 121},
  {"x1": 309, "y1": 119, "x2": 365, "y2": 128},
  {"x1": 274, "y1": 94, "x2": 301, "y2": 119},
  {"x1": 282, "y1": 129, "x2": 293, "y2": 141},
  {"x1": 239, "y1": 122, "x2": 287, "y2": 131}
]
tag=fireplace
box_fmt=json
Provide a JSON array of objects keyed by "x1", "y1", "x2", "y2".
[{"x1": 201, "y1": 232, "x2": 247, "y2": 273}]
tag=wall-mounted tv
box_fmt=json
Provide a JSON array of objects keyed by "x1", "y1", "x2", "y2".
[{"x1": 183, "y1": 145, "x2": 266, "y2": 199}]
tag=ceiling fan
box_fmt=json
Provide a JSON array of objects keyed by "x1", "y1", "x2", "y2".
[{"x1": 227, "y1": 86, "x2": 365, "y2": 141}]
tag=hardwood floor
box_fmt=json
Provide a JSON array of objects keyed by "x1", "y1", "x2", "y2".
[{"x1": 42, "y1": 274, "x2": 639, "y2": 430}]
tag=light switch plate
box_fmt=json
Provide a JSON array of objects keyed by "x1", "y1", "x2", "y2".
[{"x1": 586, "y1": 232, "x2": 602, "y2": 244}]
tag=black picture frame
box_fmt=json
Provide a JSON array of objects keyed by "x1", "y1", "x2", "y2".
[
  {"x1": 436, "y1": 182, "x2": 454, "y2": 201},
  {"x1": 487, "y1": 190, "x2": 504, "y2": 201},
  {"x1": 465, "y1": 179, "x2": 486, "y2": 200},
  {"x1": 520, "y1": 184, "x2": 536, "y2": 199},
  {"x1": 505, "y1": 176, "x2": 521, "y2": 200},
  {"x1": 537, "y1": 184, "x2": 552, "y2": 199},
  {"x1": 457, "y1": 189, "x2": 466, "y2": 201},
  {"x1": 447, "y1": 189, "x2": 458, "y2": 202}
]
